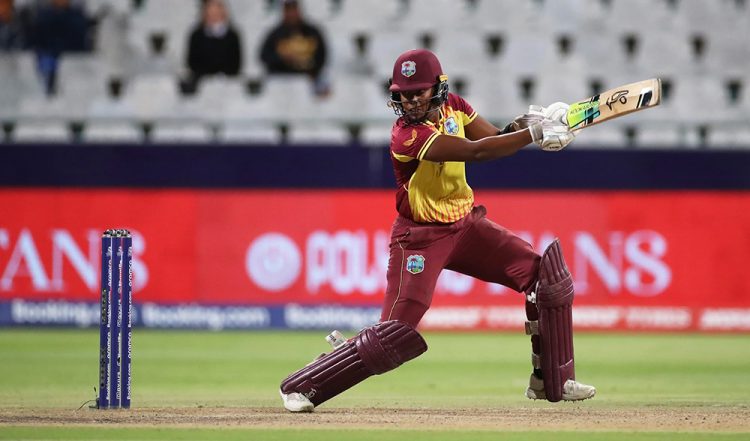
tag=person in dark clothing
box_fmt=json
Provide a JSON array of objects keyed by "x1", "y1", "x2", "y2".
[
  {"x1": 259, "y1": 0, "x2": 329, "y2": 95},
  {"x1": 30, "y1": 0, "x2": 92, "y2": 95},
  {"x1": 183, "y1": 0, "x2": 242, "y2": 94}
]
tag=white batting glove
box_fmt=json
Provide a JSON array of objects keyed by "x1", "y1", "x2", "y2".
[
  {"x1": 509, "y1": 112, "x2": 545, "y2": 131},
  {"x1": 529, "y1": 102, "x2": 570, "y2": 126},
  {"x1": 528, "y1": 118, "x2": 576, "y2": 151}
]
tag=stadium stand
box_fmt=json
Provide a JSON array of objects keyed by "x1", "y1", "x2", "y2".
[{"x1": 0, "y1": 0, "x2": 747, "y2": 147}]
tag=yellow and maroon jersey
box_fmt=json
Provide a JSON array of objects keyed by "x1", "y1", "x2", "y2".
[{"x1": 390, "y1": 93, "x2": 478, "y2": 223}]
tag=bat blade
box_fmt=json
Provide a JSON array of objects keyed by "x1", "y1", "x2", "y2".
[{"x1": 566, "y1": 78, "x2": 662, "y2": 130}]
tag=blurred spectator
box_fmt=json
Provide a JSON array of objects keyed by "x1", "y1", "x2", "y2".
[
  {"x1": 30, "y1": 0, "x2": 93, "y2": 95},
  {"x1": 182, "y1": 0, "x2": 242, "y2": 94},
  {"x1": 0, "y1": 0, "x2": 30, "y2": 50},
  {"x1": 259, "y1": 0, "x2": 329, "y2": 96}
]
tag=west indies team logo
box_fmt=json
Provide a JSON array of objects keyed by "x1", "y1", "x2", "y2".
[
  {"x1": 444, "y1": 117, "x2": 459, "y2": 135},
  {"x1": 406, "y1": 254, "x2": 425, "y2": 274},
  {"x1": 401, "y1": 61, "x2": 416, "y2": 78}
]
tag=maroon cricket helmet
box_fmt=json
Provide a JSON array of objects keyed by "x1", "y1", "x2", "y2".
[
  {"x1": 388, "y1": 49, "x2": 450, "y2": 123},
  {"x1": 389, "y1": 49, "x2": 446, "y2": 93}
]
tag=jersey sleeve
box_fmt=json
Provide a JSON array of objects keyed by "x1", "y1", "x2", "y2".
[
  {"x1": 450, "y1": 94, "x2": 478, "y2": 126},
  {"x1": 390, "y1": 123, "x2": 440, "y2": 162}
]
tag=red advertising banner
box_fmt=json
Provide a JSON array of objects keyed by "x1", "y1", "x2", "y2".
[{"x1": 1, "y1": 189, "x2": 749, "y2": 331}]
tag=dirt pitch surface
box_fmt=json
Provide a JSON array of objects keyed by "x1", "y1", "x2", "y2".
[{"x1": 2, "y1": 406, "x2": 749, "y2": 432}]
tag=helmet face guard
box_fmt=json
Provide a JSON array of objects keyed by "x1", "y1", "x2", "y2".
[{"x1": 389, "y1": 75, "x2": 449, "y2": 124}]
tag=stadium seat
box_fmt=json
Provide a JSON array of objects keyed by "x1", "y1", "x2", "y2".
[
  {"x1": 706, "y1": 124, "x2": 750, "y2": 149},
  {"x1": 324, "y1": 75, "x2": 390, "y2": 124},
  {"x1": 499, "y1": 32, "x2": 555, "y2": 78},
  {"x1": 218, "y1": 120, "x2": 282, "y2": 145},
  {"x1": 534, "y1": 67, "x2": 589, "y2": 107},
  {"x1": 55, "y1": 54, "x2": 109, "y2": 113},
  {"x1": 287, "y1": 122, "x2": 351, "y2": 145},
  {"x1": 406, "y1": 0, "x2": 473, "y2": 31},
  {"x1": 149, "y1": 121, "x2": 214, "y2": 144},
  {"x1": 239, "y1": 28, "x2": 265, "y2": 78},
  {"x1": 222, "y1": 91, "x2": 266, "y2": 123},
  {"x1": 636, "y1": 32, "x2": 693, "y2": 78},
  {"x1": 671, "y1": 75, "x2": 736, "y2": 124},
  {"x1": 633, "y1": 124, "x2": 685, "y2": 149},
  {"x1": 359, "y1": 121, "x2": 394, "y2": 147},
  {"x1": 18, "y1": 95, "x2": 81, "y2": 120},
  {"x1": 674, "y1": 0, "x2": 748, "y2": 33},
  {"x1": 88, "y1": 96, "x2": 138, "y2": 120},
  {"x1": 182, "y1": 77, "x2": 248, "y2": 122},
  {"x1": 255, "y1": 76, "x2": 321, "y2": 122},
  {"x1": 121, "y1": 73, "x2": 181, "y2": 120},
  {"x1": 703, "y1": 31, "x2": 750, "y2": 77},
  {"x1": 329, "y1": 0, "x2": 403, "y2": 33},
  {"x1": 539, "y1": 0, "x2": 605, "y2": 32},
  {"x1": 473, "y1": 0, "x2": 542, "y2": 33},
  {"x1": 84, "y1": 0, "x2": 133, "y2": 16},
  {"x1": 11, "y1": 120, "x2": 73, "y2": 143},
  {"x1": 127, "y1": 0, "x2": 196, "y2": 67},
  {"x1": 606, "y1": 0, "x2": 678, "y2": 34},
  {"x1": 326, "y1": 31, "x2": 376, "y2": 77},
  {"x1": 82, "y1": 120, "x2": 144, "y2": 143},
  {"x1": 467, "y1": 73, "x2": 532, "y2": 123},
  {"x1": 434, "y1": 32, "x2": 491, "y2": 79},
  {"x1": 2, "y1": 53, "x2": 45, "y2": 96},
  {"x1": 225, "y1": 0, "x2": 273, "y2": 26},
  {"x1": 294, "y1": 0, "x2": 336, "y2": 24},
  {"x1": 0, "y1": 54, "x2": 44, "y2": 119},
  {"x1": 574, "y1": 28, "x2": 629, "y2": 79},
  {"x1": 574, "y1": 123, "x2": 629, "y2": 148}
]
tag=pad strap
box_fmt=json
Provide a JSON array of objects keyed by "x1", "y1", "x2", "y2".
[
  {"x1": 280, "y1": 320, "x2": 427, "y2": 407},
  {"x1": 531, "y1": 353, "x2": 541, "y2": 369},
  {"x1": 525, "y1": 320, "x2": 539, "y2": 336}
]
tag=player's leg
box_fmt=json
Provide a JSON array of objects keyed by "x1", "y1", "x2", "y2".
[
  {"x1": 442, "y1": 208, "x2": 545, "y2": 386},
  {"x1": 280, "y1": 219, "x2": 454, "y2": 412},
  {"x1": 380, "y1": 219, "x2": 457, "y2": 326},
  {"x1": 523, "y1": 239, "x2": 595, "y2": 401},
  {"x1": 280, "y1": 320, "x2": 427, "y2": 412},
  {"x1": 445, "y1": 209, "x2": 594, "y2": 401}
]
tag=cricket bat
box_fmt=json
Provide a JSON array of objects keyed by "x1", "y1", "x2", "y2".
[{"x1": 565, "y1": 78, "x2": 662, "y2": 130}]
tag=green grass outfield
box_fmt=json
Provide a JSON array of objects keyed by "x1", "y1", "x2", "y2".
[{"x1": 0, "y1": 329, "x2": 749, "y2": 440}]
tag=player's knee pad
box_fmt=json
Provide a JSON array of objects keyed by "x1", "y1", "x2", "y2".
[
  {"x1": 280, "y1": 320, "x2": 427, "y2": 407},
  {"x1": 526, "y1": 239, "x2": 575, "y2": 402}
]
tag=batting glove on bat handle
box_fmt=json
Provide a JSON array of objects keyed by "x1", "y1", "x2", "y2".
[
  {"x1": 528, "y1": 119, "x2": 576, "y2": 152},
  {"x1": 509, "y1": 113, "x2": 545, "y2": 132},
  {"x1": 529, "y1": 102, "x2": 570, "y2": 126}
]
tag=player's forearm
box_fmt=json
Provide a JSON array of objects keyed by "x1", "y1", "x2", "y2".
[
  {"x1": 470, "y1": 129, "x2": 532, "y2": 161},
  {"x1": 423, "y1": 130, "x2": 532, "y2": 163}
]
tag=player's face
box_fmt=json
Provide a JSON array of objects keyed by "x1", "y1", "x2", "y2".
[{"x1": 399, "y1": 88, "x2": 433, "y2": 121}]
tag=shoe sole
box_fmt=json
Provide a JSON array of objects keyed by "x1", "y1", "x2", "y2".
[{"x1": 525, "y1": 388, "x2": 596, "y2": 402}]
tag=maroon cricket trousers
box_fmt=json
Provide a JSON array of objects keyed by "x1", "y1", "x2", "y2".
[{"x1": 381, "y1": 205, "x2": 541, "y2": 327}]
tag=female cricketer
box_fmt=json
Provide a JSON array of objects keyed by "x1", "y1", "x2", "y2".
[{"x1": 280, "y1": 49, "x2": 596, "y2": 412}]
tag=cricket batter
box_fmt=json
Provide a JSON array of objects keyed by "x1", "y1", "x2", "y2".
[{"x1": 280, "y1": 49, "x2": 596, "y2": 412}]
